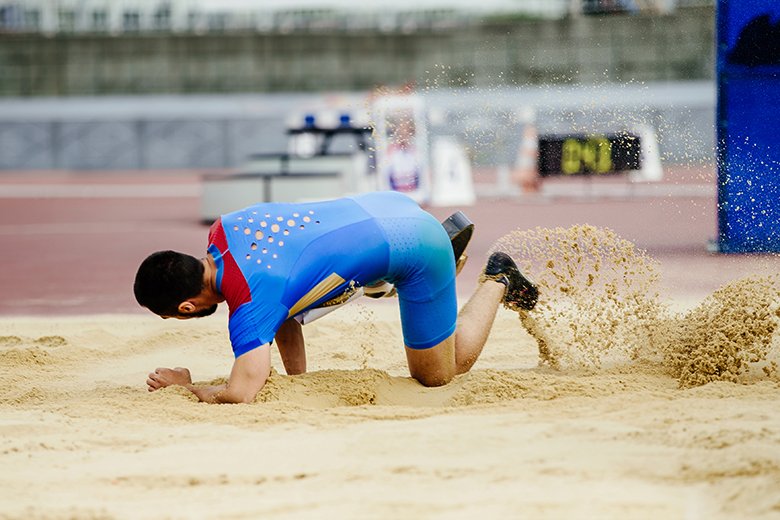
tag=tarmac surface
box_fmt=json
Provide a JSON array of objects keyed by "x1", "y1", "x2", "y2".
[{"x1": 1, "y1": 166, "x2": 779, "y2": 315}]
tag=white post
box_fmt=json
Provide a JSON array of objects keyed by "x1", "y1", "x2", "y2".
[{"x1": 630, "y1": 124, "x2": 664, "y2": 182}]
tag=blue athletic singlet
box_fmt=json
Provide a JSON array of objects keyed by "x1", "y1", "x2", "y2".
[{"x1": 207, "y1": 191, "x2": 457, "y2": 357}]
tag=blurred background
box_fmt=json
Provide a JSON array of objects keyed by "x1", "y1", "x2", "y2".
[
  {"x1": 4, "y1": 0, "x2": 768, "y2": 315},
  {"x1": 0, "y1": 0, "x2": 714, "y2": 170}
]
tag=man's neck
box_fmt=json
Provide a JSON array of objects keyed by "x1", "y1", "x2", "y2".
[{"x1": 202, "y1": 256, "x2": 225, "y2": 303}]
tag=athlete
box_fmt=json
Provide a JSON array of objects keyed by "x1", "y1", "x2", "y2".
[{"x1": 134, "y1": 191, "x2": 538, "y2": 403}]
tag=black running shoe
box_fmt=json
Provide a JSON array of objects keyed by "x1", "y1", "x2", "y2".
[
  {"x1": 483, "y1": 252, "x2": 539, "y2": 311},
  {"x1": 441, "y1": 211, "x2": 474, "y2": 273}
]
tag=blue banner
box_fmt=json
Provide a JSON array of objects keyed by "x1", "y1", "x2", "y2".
[{"x1": 717, "y1": 0, "x2": 780, "y2": 252}]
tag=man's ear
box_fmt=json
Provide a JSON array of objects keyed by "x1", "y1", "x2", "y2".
[{"x1": 178, "y1": 301, "x2": 197, "y2": 315}]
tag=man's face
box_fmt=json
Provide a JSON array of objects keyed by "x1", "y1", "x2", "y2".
[{"x1": 161, "y1": 304, "x2": 218, "y2": 320}]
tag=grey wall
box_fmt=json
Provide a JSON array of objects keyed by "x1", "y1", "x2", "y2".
[
  {"x1": 0, "y1": 118, "x2": 288, "y2": 169},
  {"x1": 0, "y1": 94, "x2": 302, "y2": 169},
  {"x1": 0, "y1": 7, "x2": 715, "y2": 96},
  {"x1": 0, "y1": 82, "x2": 715, "y2": 171}
]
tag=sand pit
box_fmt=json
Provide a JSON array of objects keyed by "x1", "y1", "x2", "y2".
[{"x1": 2, "y1": 226, "x2": 780, "y2": 519}]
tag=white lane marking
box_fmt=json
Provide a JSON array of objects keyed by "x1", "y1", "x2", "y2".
[
  {"x1": 0, "y1": 222, "x2": 196, "y2": 235},
  {"x1": 475, "y1": 182, "x2": 716, "y2": 199},
  {"x1": 540, "y1": 183, "x2": 716, "y2": 198},
  {"x1": 0, "y1": 184, "x2": 201, "y2": 198}
]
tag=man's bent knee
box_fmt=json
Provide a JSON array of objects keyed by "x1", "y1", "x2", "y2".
[
  {"x1": 411, "y1": 369, "x2": 454, "y2": 387},
  {"x1": 405, "y1": 336, "x2": 456, "y2": 387}
]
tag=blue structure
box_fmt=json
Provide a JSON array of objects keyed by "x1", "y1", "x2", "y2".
[{"x1": 717, "y1": 0, "x2": 780, "y2": 252}]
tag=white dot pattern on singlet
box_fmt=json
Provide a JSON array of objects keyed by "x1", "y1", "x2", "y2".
[{"x1": 237, "y1": 209, "x2": 318, "y2": 270}]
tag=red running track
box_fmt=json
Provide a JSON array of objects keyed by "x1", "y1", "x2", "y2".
[{"x1": 1, "y1": 168, "x2": 778, "y2": 315}]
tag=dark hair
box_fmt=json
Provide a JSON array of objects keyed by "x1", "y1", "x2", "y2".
[{"x1": 134, "y1": 250, "x2": 204, "y2": 316}]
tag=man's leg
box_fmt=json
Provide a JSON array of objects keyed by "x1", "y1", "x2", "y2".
[
  {"x1": 454, "y1": 278, "x2": 507, "y2": 373},
  {"x1": 275, "y1": 318, "x2": 306, "y2": 375},
  {"x1": 405, "y1": 254, "x2": 538, "y2": 387},
  {"x1": 405, "y1": 278, "x2": 506, "y2": 386}
]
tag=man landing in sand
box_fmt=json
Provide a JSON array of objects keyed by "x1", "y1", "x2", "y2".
[{"x1": 134, "y1": 191, "x2": 538, "y2": 403}]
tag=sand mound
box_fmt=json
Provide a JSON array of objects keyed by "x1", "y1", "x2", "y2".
[
  {"x1": 0, "y1": 335, "x2": 68, "y2": 366},
  {"x1": 659, "y1": 275, "x2": 780, "y2": 387}
]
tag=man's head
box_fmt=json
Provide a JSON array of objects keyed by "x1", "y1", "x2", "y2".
[{"x1": 134, "y1": 250, "x2": 217, "y2": 319}]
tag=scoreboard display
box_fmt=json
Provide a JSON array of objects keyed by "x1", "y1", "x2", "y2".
[{"x1": 538, "y1": 133, "x2": 642, "y2": 177}]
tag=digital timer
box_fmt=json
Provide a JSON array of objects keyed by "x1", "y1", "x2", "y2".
[{"x1": 538, "y1": 133, "x2": 642, "y2": 177}]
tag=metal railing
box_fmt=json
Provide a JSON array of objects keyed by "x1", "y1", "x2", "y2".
[
  {"x1": 0, "y1": 0, "x2": 571, "y2": 34},
  {"x1": 1, "y1": 0, "x2": 715, "y2": 34}
]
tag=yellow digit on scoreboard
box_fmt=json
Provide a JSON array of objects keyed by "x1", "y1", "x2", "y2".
[
  {"x1": 591, "y1": 136, "x2": 613, "y2": 174},
  {"x1": 582, "y1": 138, "x2": 597, "y2": 173},
  {"x1": 562, "y1": 138, "x2": 582, "y2": 175}
]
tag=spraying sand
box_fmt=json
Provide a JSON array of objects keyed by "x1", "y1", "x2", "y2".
[
  {"x1": 494, "y1": 225, "x2": 780, "y2": 388},
  {"x1": 1, "y1": 226, "x2": 780, "y2": 518},
  {"x1": 493, "y1": 225, "x2": 664, "y2": 370}
]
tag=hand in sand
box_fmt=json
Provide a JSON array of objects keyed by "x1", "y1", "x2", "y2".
[{"x1": 147, "y1": 367, "x2": 192, "y2": 392}]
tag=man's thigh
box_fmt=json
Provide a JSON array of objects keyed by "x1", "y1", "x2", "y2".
[
  {"x1": 392, "y1": 213, "x2": 458, "y2": 350},
  {"x1": 388, "y1": 210, "x2": 458, "y2": 386}
]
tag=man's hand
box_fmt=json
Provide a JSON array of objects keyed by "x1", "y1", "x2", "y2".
[
  {"x1": 145, "y1": 346, "x2": 270, "y2": 403},
  {"x1": 147, "y1": 367, "x2": 192, "y2": 392}
]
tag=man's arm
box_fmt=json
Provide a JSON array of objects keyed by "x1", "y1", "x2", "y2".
[
  {"x1": 147, "y1": 344, "x2": 271, "y2": 404},
  {"x1": 275, "y1": 318, "x2": 306, "y2": 375}
]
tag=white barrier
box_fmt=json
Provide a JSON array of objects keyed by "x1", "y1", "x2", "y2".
[{"x1": 429, "y1": 136, "x2": 476, "y2": 207}]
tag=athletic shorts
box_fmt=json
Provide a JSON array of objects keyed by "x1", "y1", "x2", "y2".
[{"x1": 353, "y1": 192, "x2": 457, "y2": 349}]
